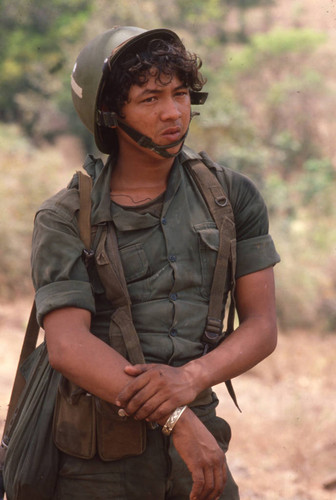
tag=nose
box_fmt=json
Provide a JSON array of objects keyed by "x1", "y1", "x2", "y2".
[{"x1": 160, "y1": 97, "x2": 182, "y2": 121}]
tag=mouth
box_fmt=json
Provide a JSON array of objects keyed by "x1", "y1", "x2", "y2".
[{"x1": 160, "y1": 126, "x2": 182, "y2": 142}]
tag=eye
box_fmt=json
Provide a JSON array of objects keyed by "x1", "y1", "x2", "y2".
[
  {"x1": 142, "y1": 95, "x2": 157, "y2": 103},
  {"x1": 175, "y1": 90, "x2": 189, "y2": 98}
]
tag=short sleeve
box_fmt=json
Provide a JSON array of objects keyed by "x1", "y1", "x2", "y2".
[
  {"x1": 31, "y1": 188, "x2": 96, "y2": 326},
  {"x1": 219, "y1": 167, "x2": 280, "y2": 278},
  {"x1": 236, "y1": 234, "x2": 280, "y2": 278}
]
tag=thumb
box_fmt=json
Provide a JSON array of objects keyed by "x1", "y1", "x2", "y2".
[{"x1": 124, "y1": 364, "x2": 150, "y2": 375}]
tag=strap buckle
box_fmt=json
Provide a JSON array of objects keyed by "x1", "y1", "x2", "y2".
[
  {"x1": 82, "y1": 248, "x2": 95, "y2": 267},
  {"x1": 1, "y1": 438, "x2": 8, "y2": 450},
  {"x1": 96, "y1": 110, "x2": 118, "y2": 128},
  {"x1": 202, "y1": 317, "x2": 223, "y2": 354},
  {"x1": 215, "y1": 196, "x2": 228, "y2": 207}
]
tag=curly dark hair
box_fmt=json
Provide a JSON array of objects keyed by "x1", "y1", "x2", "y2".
[{"x1": 101, "y1": 37, "x2": 206, "y2": 117}]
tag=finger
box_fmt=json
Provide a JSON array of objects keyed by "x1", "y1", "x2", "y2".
[
  {"x1": 199, "y1": 465, "x2": 215, "y2": 500},
  {"x1": 134, "y1": 399, "x2": 168, "y2": 422},
  {"x1": 189, "y1": 469, "x2": 205, "y2": 500},
  {"x1": 118, "y1": 366, "x2": 172, "y2": 409},
  {"x1": 125, "y1": 385, "x2": 168, "y2": 419},
  {"x1": 205, "y1": 455, "x2": 227, "y2": 500},
  {"x1": 116, "y1": 375, "x2": 150, "y2": 407},
  {"x1": 129, "y1": 377, "x2": 186, "y2": 421},
  {"x1": 135, "y1": 398, "x2": 173, "y2": 422},
  {"x1": 222, "y1": 457, "x2": 228, "y2": 487},
  {"x1": 123, "y1": 364, "x2": 153, "y2": 375},
  {"x1": 142, "y1": 398, "x2": 177, "y2": 423}
]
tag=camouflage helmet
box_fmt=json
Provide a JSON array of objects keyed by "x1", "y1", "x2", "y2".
[{"x1": 71, "y1": 26, "x2": 207, "y2": 154}]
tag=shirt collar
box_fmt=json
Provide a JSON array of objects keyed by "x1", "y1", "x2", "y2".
[{"x1": 84, "y1": 146, "x2": 202, "y2": 225}]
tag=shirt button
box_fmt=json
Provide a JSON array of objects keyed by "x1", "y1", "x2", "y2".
[
  {"x1": 169, "y1": 293, "x2": 177, "y2": 301},
  {"x1": 162, "y1": 217, "x2": 167, "y2": 225},
  {"x1": 170, "y1": 328, "x2": 177, "y2": 337},
  {"x1": 169, "y1": 255, "x2": 176, "y2": 262}
]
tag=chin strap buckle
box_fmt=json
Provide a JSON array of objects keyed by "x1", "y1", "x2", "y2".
[{"x1": 96, "y1": 110, "x2": 118, "y2": 128}]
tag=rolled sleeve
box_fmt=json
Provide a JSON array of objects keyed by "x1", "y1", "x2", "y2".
[
  {"x1": 31, "y1": 187, "x2": 96, "y2": 327},
  {"x1": 35, "y1": 280, "x2": 96, "y2": 327},
  {"x1": 236, "y1": 234, "x2": 280, "y2": 279}
]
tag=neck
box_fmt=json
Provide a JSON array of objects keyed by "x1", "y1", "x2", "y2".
[
  {"x1": 109, "y1": 144, "x2": 176, "y2": 206},
  {"x1": 112, "y1": 144, "x2": 175, "y2": 189}
]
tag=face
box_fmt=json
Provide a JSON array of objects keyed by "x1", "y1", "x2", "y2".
[{"x1": 116, "y1": 72, "x2": 191, "y2": 158}]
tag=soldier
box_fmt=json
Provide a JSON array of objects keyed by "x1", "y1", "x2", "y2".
[{"x1": 31, "y1": 26, "x2": 280, "y2": 499}]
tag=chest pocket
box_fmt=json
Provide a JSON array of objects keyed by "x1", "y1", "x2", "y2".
[
  {"x1": 195, "y1": 222, "x2": 219, "y2": 298},
  {"x1": 119, "y1": 243, "x2": 151, "y2": 303}
]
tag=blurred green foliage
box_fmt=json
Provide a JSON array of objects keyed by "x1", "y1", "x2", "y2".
[
  {"x1": 0, "y1": 0, "x2": 93, "y2": 136},
  {"x1": 0, "y1": 0, "x2": 335, "y2": 331},
  {"x1": 226, "y1": 29, "x2": 326, "y2": 73}
]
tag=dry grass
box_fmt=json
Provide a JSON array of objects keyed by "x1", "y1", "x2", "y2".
[
  {"x1": 215, "y1": 330, "x2": 336, "y2": 500},
  {"x1": 0, "y1": 297, "x2": 335, "y2": 499}
]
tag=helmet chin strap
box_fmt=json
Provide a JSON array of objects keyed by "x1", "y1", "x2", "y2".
[{"x1": 97, "y1": 110, "x2": 198, "y2": 159}]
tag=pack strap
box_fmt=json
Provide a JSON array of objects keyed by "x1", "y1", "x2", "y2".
[
  {"x1": 95, "y1": 223, "x2": 129, "y2": 307},
  {"x1": 77, "y1": 170, "x2": 145, "y2": 365},
  {"x1": 185, "y1": 158, "x2": 240, "y2": 411},
  {"x1": 77, "y1": 170, "x2": 94, "y2": 259},
  {"x1": 185, "y1": 158, "x2": 236, "y2": 344},
  {"x1": 95, "y1": 223, "x2": 145, "y2": 365}
]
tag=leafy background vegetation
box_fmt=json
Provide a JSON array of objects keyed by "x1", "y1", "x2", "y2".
[{"x1": 0, "y1": 0, "x2": 335, "y2": 331}]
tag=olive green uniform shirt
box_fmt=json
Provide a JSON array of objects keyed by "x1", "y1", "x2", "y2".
[{"x1": 31, "y1": 147, "x2": 280, "y2": 365}]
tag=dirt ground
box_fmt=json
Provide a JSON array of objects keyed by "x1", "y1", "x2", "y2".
[{"x1": 0, "y1": 297, "x2": 335, "y2": 500}]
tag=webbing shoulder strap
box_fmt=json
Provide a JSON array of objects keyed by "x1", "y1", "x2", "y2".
[
  {"x1": 185, "y1": 155, "x2": 240, "y2": 411},
  {"x1": 77, "y1": 170, "x2": 93, "y2": 250},
  {"x1": 95, "y1": 223, "x2": 146, "y2": 365},
  {"x1": 185, "y1": 157, "x2": 237, "y2": 344},
  {"x1": 77, "y1": 171, "x2": 145, "y2": 366}
]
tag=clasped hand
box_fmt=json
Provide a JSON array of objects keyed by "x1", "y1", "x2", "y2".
[{"x1": 116, "y1": 363, "x2": 198, "y2": 422}]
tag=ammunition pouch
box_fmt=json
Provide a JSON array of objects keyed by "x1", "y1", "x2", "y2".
[
  {"x1": 95, "y1": 398, "x2": 146, "y2": 461},
  {"x1": 53, "y1": 377, "x2": 146, "y2": 461}
]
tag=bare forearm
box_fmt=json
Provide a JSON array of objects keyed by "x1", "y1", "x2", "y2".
[
  {"x1": 45, "y1": 307, "x2": 132, "y2": 404},
  {"x1": 183, "y1": 314, "x2": 277, "y2": 395},
  {"x1": 184, "y1": 267, "x2": 278, "y2": 395}
]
